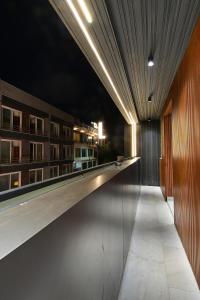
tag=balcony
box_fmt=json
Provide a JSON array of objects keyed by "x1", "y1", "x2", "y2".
[{"x1": 1, "y1": 123, "x2": 48, "y2": 137}]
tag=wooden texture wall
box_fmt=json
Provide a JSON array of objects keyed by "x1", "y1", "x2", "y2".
[
  {"x1": 141, "y1": 120, "x2": 160, "y2": 186},
  {"x1": 160, "y1": 103, "x2": 173, "y2": 198},
  {"x1": 161, "y1": 18, "x2": 200, "y2": 286}
]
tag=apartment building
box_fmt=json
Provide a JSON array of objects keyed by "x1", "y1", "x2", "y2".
[
  {"x1": 0, "y1": 80, "x2": 74, "y2": 192},
  {"x1": 73, "y1": 122, "x2": 98, "y2": 171}
]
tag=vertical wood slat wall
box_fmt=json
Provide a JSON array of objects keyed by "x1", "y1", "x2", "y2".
[{"x1": 161, "y1": 18, "x2": 200, "y2": 286}]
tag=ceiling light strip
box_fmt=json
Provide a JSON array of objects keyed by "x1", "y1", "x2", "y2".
[
  {"x1": 77, "y1": 0, "x2": 93, "y2": 23},
  {"x1": 65, "y1": 0, "x2": 133, "y2": 124}
]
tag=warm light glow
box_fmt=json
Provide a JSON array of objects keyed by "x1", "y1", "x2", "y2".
[
  {"x1": 73, "y1": 127, "x2": 78, "y2": 130},
  {"x1": 77, "y1": 0, "x2": 92, "y2": 23},
  {"x1": 131, "y1": 122, "x2": 137, "y2": 157},
  {"x1": 129, "y1": 111, "x2": 135, "y2": 124},
  {"x1": 98, "y1": 121, "x2": 103, "y2": 138},
  {"x1": 80, "y1": 130, "x2": 85, "y2": 133},
  {"x1": 65, "y1": 0, "x2": 133, "y2": 124},
  {"x1": 88, "y1": 136, "x2": 92, "y2": 139},
  {"x1": 98, "y1": 121, "x2": 105, "y2": 139}
]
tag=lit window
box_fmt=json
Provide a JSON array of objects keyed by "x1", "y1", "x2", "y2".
[{"x1": 0, "y1": 172, "x2": 21, "y2": 192}]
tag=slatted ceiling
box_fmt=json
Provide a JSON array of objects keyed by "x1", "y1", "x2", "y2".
[{"x1": 49, "y1": 0, "x2": 200, "y2": 122}]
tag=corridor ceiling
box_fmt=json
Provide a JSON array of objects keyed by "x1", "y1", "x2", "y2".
[{"x1": 49, "y1": 0, "x2": 200, "y2": 123}]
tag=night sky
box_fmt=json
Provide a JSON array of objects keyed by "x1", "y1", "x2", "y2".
[{"x1": 1, "y1": 0, "x2": 125, "y2": 154}]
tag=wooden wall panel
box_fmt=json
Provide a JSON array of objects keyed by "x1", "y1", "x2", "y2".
[
  {"x1": 160, "y1": 113, "x2": 173, "y2": 198},
  {"x1": 161, "y1": 17, "x2": 200, "y2": 287}
]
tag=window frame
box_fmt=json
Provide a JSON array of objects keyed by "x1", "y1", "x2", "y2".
[
  {"x1": 0, "y1": 171, "x2": 21, "y2": 191},
  {"x1": 2, "y1": 105, "x2": 22, "y2": 131},
  {"x1": 30, "y1": 141, "x2": 44, "y2": 161},
  {"x1": 29, "y1": 168, "x2": 43, "y2": 184},
  {"x1": 50, "y1": 165, "x2": 59, "y2": 178},
  {"x1": 50, "y1": 144, "x2": 59, "y2": 160},
  {"x1": 29, "y1": 114, "x2": 44, "y2": 135},
  {"x1": 50, "y1": 122, "x2": 60, "y2": 137},
  {"x1": 1, "y1": 139, "x2": 22, "y2": 164}
]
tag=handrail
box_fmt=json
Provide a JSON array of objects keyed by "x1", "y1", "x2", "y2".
[{"x1": 0, "y1": 160, "x2": 117, "y2": 202}]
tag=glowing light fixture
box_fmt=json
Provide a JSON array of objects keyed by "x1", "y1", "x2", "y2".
[
  {"x1": 98, "y1": 121, "x2": 105, "y2": 139},
  {"x1": 65, "y1": 0, "x2": 133, "y2": 124},
  {"x1": 129, "y1": 111, "x2": 135, "y2": 124},
  {"x1": 77, "y1": 0, "x2": 92, "y2": 23},
  {"x1": 131, "y1": 121, "x2": 137, "y2": 157},
  {"x1": 148, "y1": 56, "x2": 154, "y2": 67},
  {"x1": 73, "y1": 127, "x2": 78, "y2": 130}
]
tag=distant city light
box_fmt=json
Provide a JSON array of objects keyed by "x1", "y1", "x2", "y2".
[{"x1": 91, "y1": 121, "x2": 98, "y2": 129}]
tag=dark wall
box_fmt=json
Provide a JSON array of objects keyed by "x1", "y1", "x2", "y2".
[
  {"x1": 0, "y1": 159, "x2": 141, "y2": 300},
  {"x1": 161, "y1": 18, "x2": 200, "y2": 287},
  {"x1": 140, "y1": 120, "x2": 160, "y2": 186}
]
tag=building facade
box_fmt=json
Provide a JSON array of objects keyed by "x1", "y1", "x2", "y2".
[
  {"x1": 73, "y1": 122, "x2": 98, "y2": 171},
  {"x1": 0, "y1": 80, "x2": 74, "y2": 192}
]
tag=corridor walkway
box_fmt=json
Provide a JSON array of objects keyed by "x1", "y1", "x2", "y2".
[{"x1": 118, "y1": 186, "x2": 200, "y2": 300}]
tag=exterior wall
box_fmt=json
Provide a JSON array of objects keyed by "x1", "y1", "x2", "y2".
[
  {"x1": 0, "y1": 80, "x2": 74, "y2": 191},
  {"x1": 160, "y1": 18, "x2": 200, "y2": 286},
  {"x1": 73, "y1": 125, "x2": 98, "y2": 171}
]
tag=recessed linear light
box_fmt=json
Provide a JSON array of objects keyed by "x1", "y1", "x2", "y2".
[
  {"x1": 65, "y1": 0, "x2": 133, "y2": 124},
  {"x1": 77, "y1": 0, "x2": 92, "y2": 23},
  {"x1": 129, "y1": 111, "x2": 135, "y2": 124},
  {"x1": 148, "y1": 56, "x2": 154, "y2": 67}
]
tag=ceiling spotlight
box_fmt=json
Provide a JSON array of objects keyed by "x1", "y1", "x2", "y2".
[
  {"x1": 148, "y1": 56, "x2": 154, "y2": 67},
  {"x1": 148, "y1": 95, "x2": 152, "y2": 102}
]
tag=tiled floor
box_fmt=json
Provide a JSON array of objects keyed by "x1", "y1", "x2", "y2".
[
  {"x1": 0, "y1": 159, "x2": 135, "y2": 260},
  {"x1": 118, "y1": 186, "x2": 200, "y2": 300}
]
